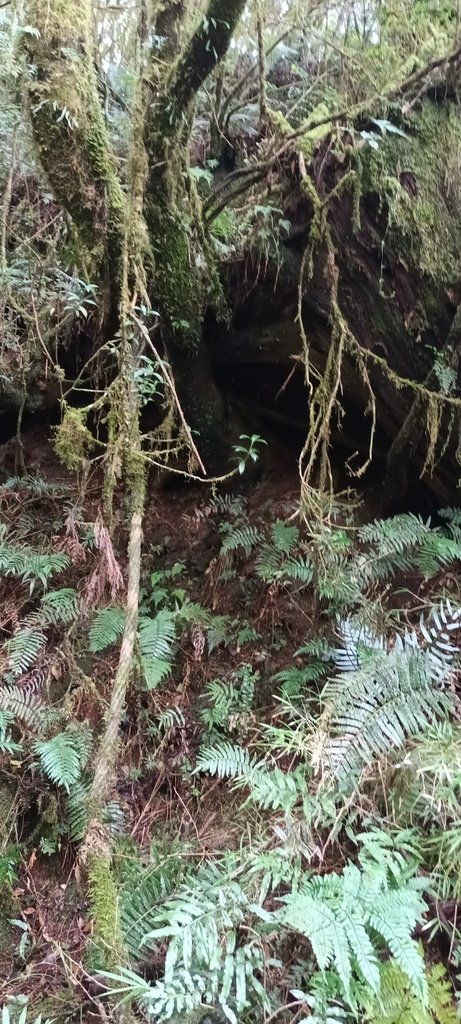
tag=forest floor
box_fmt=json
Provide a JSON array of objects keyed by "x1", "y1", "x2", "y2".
[
  {"x1": 0, "y1": 432, "x2": 317, "y2": 1018},
  {"x1": 0, "y1": 431, "x2": 459, "y2": 1022}
]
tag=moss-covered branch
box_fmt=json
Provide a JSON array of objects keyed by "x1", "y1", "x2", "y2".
[
  {"x1": 23, "y1": 0, "x2": 126, "y2": 324},
  {"x1": 168, "y1": 0, "x2": 247, "y2": 122}
]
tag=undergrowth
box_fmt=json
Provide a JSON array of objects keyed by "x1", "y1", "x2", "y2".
[{"x1": 1, "y1": 480, "x2": 461, "y2": 1022}]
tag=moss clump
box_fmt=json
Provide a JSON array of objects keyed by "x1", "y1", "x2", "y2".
[
  {"x1": 362, "y1": 99, "x2": 461, "y2": 287},
  {"x1": 53, "y1": 406, "x2": 95, "y2": 471},
  {"x1": 86, "y1": 850, "x2": 122, "y2": 971}
]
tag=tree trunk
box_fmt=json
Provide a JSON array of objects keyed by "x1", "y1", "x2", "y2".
[
  {"x1": 23, "y1": 0, "x2": 126, "y2": 331},
  {"x1": 141, "y1": 0, "x2": 248, "y2": 471}
]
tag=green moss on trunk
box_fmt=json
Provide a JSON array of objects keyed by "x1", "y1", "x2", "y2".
[{"x1": 23, "y1": 0, "x2": 126, "y2": 323}]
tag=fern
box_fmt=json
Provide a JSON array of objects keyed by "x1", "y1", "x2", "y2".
[
  {"x1": 195, "y1": 740, "x2": 255, "y2": 778},
  {"x1": 357, "y1": 513, "x2": 461, "y2": 583},
  {"x1": 0, "y1": 530, "x2": 68, "y2": 591},
  {"x1": 5, "y1": 628, "x2": 46, "y2": 677},
  {"x1": 0, "y1": 686, "x2": 43, "y2": 727},
  {"x1": 138, "y1": 610, "x2": 176, "y2": 689},
  {"x1": 256, "y1": 520, "x2": 313, "y2": 585},
  {"x1": 402, "y1": 600, "x2": 461, "y2": 681},
  {"x1": 278, "y1": 860, "x2": 427, "y2": 1004},
  {"x1": 34, "y1": 727, "x2": 90, "y2": 792},
  {"x1": 317, "y1": 648, "x2": 454, "y2": 781},
  {"x1": 112, "y1": 859, "x2": 269, "y2": 1024},
  {"x1": 88, "y1": 606, "x2": 125, "y2": 652},
  {"x1": 38, "y1": 588, "x2": 79, "y2": 625},
  {"x1": 363, "y1": 960, "x2": 458, "y2": 1023},
  {"x1": 219, "y1": 522, "x2": 261, "y2": 557}
]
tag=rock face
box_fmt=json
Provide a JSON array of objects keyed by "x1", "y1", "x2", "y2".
[{"x1": 209, "y1": 96, "x2": 461, "y2": 503}]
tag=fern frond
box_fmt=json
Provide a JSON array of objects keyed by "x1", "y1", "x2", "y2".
[
  {"x1": 0, "y1": 537, "x2": 68, "y2": 590},
  {"x1": 363, "y1": 958, "x2": 457, "y2": 1023},
  {"x1": 39, "y1": 588, "x2": 79, "y2": 625},
  {"x1": 0, "y1": 685, "x2": 43, "y2": 727},
  {"x1": 220, "y1": 523, "x2": 260, "y2": 557},
  {"x1": 195, "y1": 740, "x2": 255, "y2": 778},
  {"x1": 279, "y1": 861, "x2": 426, "y2": 1003},
  {"x1": 35, "y1": 730, "x2": 87, "y2": 791},
  {"x1": 5, "y1": 628, "x2": 46, "y2": 676},
  {"x1": 88, "y1": 606, "x2": 125, "y2": 652},
  {"x1": 402, "y1": 600, "x2": 461, "y2": 681},
  {"x1": 317, "y1": 650, "x2": 453, "y2": 780},
  {"x1": 138, "y1": 611, "x2": 176, "y2": 689}
]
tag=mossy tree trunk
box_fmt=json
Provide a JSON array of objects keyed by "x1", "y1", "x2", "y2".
[
  {"x1": 142, "y1": 0, "x2": 247, "y2": 470},
  {"x1": 23, "y1": 0, "x2": 126, "y2": 332},
  {"x1": 23, "y1": 0, "x2": 246, "y2": 471}
]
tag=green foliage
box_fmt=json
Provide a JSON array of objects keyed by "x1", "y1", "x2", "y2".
[
  {"x1": 137, "y1": 610, "x2": 176, "y2": 689},
  {"x1": 0, "y1": 686, "x2": 43, "y2": 728},
  {"x1": 0, "y1": 997, "x2": 51, "y2": 1024},
  {"x1": 318, "y1": 647, "x2": 454, "y2": 781},
  {"x1": 363, "y1": 960, "x2": 458, "y2": 1024},
  {"x1": 0, "y1": 527, "x2": 68, "y2": 592},
  {"x1": 34, "y1": 726, "x2": 91, "y2": 792},
  {"x1": 279, "y1": 856, "x2": 427, "y2": 1004},
  {"x1": 104, "y1": 858, "x2": 269, "y2": 1024},
  {"x1": 195, "y1": 739, "x2": 256, "y2": 779},
  {"x1": 201, "y1": 664, "x2": 257, "y2": 733},
  {"x1": 88, "y1": 606, "x2": 126, "y2": 652}
]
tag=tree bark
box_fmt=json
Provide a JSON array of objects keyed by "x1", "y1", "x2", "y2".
[
  {"x1": 23, "y1": 0, "x2": 126, "y2": 331},
  {"x1": 142, "y1": 0, "x2": 248, "y2": 470}
]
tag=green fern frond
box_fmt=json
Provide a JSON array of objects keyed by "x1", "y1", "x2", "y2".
[
  {"x1": 219, "y1": 523, "x2": 261, "y2": 557},
  {"x1": 0, "y1": 686, "x2": 43, "y2": 727},
  {"x1": 5, "y1": 628, "x2": 46, "y2": 677},
  {"x1": 35, "y1": 729, "x2": 87, "y2": 792},
  {"x1": 317, "y1": 650, "x2": 453, "y2": 780},
  {"x1": 65, "y1": 780, "x2": 89, "y2": 842},
  {"x1": 88, "y1": 606, "x2": 125, "y2": 652},
  {"x1": 278, "y1": 861, "x2": 426, "y2": 1004},
  {"x1": 413, "y1": 534, "x2": 461, "y2": 579},
  {"x1": 244, "y1": 763, "x2": 309, "y2": 812},
  {"x1": 120, "y1": 855, "x2": 187, "y2": 960},
  {"x1": 195, "y1": 740, "x2": 255, "y2": 778},
  {"x1": 0, "y1": 535, "x2": 68, "y2": 590},
  {"x1": 363, "y1": 959, "x2": 457, "y2": 1023},
  {"x1": 402, "y1": 600, "x2": 461, "y2": 681},
  {"x1": 137, "y1": 611, "x2": 176, "y2": 689},
  {"x1": 39, "y1": 588, "x2": 79, "y2": 625}
]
